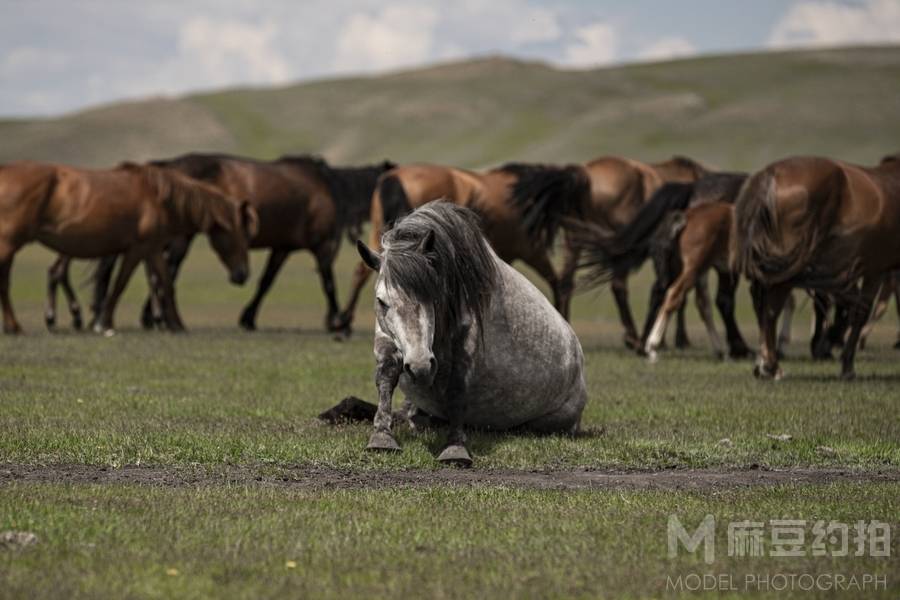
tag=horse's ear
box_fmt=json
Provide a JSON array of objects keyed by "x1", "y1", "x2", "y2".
[
  {"x1": 241, "y1": 201, "x2": 259, "y2": 239},
  {"x1": 357, "y1": 240, "x2": 382, "y2": 271},
  {"x1": 417, "y1": 230, "x2": 435, "y2": 254}
]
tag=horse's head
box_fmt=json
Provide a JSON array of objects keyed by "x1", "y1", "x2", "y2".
[
  {"x1": 357, "y1": 202, "x2": 498, "y2": 387},
  {"x1": 207, "y1": 198, "x2": 258, "y2": 286},
  {"x1": 358, "y1": 232, "x2": 438, "y2": 386}
]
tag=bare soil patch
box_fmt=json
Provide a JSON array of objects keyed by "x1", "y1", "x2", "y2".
[{"x1": 2, "y1": 464, "x2": 898, "y2": 491}]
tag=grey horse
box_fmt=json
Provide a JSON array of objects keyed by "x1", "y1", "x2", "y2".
[{"x1": 356, "y1": 201, "x2": 587, "y2": 466}]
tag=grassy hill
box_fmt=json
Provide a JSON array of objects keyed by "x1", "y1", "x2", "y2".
[{"x1": 1, "y1": 45, "x2": 899, "y2": 171}]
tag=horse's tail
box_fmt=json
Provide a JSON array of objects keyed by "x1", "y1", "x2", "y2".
[
  {"x1": 503, "y1": 164, "x2": 590, "y2": 248},
  {"x1": 567, "y1": 182, "x2": 694, "y2": 285},
  {"x1": 378, "y1": 173, "x2": 412, "y2": 231},
  {"x1": 732, "y1": 168, "x2": 844, "y2": 286}
]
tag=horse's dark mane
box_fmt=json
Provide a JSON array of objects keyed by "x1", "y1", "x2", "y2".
[
  {"x1": 279, "y1": 155, "x2": 394, "y2": 240},
  {"x1": 382, "y1": 201, "x2": 498, "y2": 339},
  {"x1": 496, "y1": 162, "x2": 590, "y2": 247}
]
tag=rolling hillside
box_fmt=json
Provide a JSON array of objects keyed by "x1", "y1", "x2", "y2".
[{"x1": 1, "y1": 45, "x2": 899, "y2": 171}]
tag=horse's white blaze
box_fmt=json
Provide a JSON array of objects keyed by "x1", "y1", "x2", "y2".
[{"x1": 375, "y1": 278, "x2": 435, "y2": 371}]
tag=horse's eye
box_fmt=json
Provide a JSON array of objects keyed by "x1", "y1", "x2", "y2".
[{"x1": 377, "y1": 298, "x2": 389, "y2": 312}]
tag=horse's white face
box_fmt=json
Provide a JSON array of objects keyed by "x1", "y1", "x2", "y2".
[{"x1": 374, "y1": 277, "x2": 437, "y2": 386}]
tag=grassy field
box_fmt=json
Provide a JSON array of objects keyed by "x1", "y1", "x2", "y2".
[{"x1": 1, "y1": 238, "x2": 899, "y2": 597}]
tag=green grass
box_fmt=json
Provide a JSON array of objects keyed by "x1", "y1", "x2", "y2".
[
  {"x1": 1, "y1": 241, "x2": 899, "y2": 471},
  {"x1": 1, "y1": 482, "x2": 898, "y2": 599}
]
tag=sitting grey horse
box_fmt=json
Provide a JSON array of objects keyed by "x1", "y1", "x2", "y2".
[{"x1": 356, "y1": 201, "x2": 587, "y2": 466}]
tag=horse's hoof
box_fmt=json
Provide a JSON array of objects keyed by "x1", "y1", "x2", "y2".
[
  {"x1": 840, "y1": 370, "x2": 856, "y2": 381},
  {"x1": 3, "y1": 324, "x2": 22, "y2": 335},
  {"x1": 714, "y1": 350, "x2": 725, "y2": 361},
  {"x1": 623, "y1": 335, "x2": 641, "y2": 351},
  {"x1": 239, "y1": 317, "x2": 256, "y2": 331},
  {"x1": 72, "y1": 316, "x2": 83, "y2": 331},
  {"x1": 437, "y1": 444, "x2": 472, "y2": 467},
  {"x1": 753, "y1": 363, "x2": 782, "y2": 380},
  {"x1": 102, "y1": 328, "x2": 116, "y2": 338},
  {"x1": 675, "y1": 337, "x2": 691, "y2": 350},
  {"x1": 646, "y1": 349, "x2": 659, "y2": 364},
  {"x1": 44, "y1": 313, "x2": 56, "y2": 331},
  {"x1": 366, "y1": 431, "x2": 401, "y2": 452}
]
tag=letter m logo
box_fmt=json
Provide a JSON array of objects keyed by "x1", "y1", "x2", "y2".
[{"x1": 668, "y1": 514, "x2": 716, "y2": 564}]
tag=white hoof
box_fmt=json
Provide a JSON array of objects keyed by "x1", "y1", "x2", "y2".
[
  {"x1": 103, "y1": 328, "x2": 116, "y2": 338},
  {"x1": 647, "y1": 349, "x2": 659, "y2": 364}
]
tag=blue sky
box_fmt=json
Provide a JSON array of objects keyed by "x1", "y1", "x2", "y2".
[{"x1": 1, "y1": 0, "x2": 898, "y2": 117}]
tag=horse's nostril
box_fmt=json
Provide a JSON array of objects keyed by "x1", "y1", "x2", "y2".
[
  {"x1": 404, "y1": 363, "x2": 414, "y2": 377},
  {"x1": 429, "y1": 357, "x2": 437, "y2": 374}
]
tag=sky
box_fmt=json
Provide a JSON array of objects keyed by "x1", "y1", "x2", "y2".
[{"x1": 1, "y1": 0, "x2": 899, "y2": 117}]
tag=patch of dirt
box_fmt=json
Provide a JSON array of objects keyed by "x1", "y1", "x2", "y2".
[{"x1": 1, "y1": 464, "x2": 899, "y2": 492}]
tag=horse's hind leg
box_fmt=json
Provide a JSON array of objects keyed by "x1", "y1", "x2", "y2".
[
  {"x1": 312, "y1": 239, "x2": 342, "y2": 333},
  {"x1": 611, "y1": 271, "x2": 641, "y2": 350},
  {"x1": 45, "y1": 255, "x2": 66, "y2": 331},
  {"x1": 147, "y1": 251, "x2": 185, "y2": 332},
  {"x1": 753, "y1": 282, "x2": 792, "y2": 380},
  {"x1": 810, "y1": 291, "x2": 834, "y2": 360},
  {"x1": 90, "y1": 255, "x2": 117, "y2": 330},
  {"x1": 59, "y1": 258, "x2": 82, "y2": 330},
  {"x1": 95, "y1": 249, "x2": 142, "y2": 336},
  {"x1": 694, "y1": 273, "x2": 726, "y2": 359},
  {"x1": 859, "y1": 279, "x2": 892, "y2": 350},
  {"x1": 239, "y1": 248, "x2": 290, "y2": 331},
  {"x1": 840, "y1": 276, "x2": 884, "y2": 380},
  {"x1": 645, "y1": 267, "x2": 696, "y2": 362},
  {"x1": 894, "y1": 274, "x2": 900, "y2": 349},
  {"x1": 0, "y1": 249, "x2": 21, "y2": 334},
  {"x1": 522, "y1": 251, "x2": 564, "y2": 319},
  {"x1": 716, "y1": 271, "x2": 751, "y2": 358},
  {"x1": 143, "y1": 237, "x2": 191, "y2": 330},
  {"x1": 776, "y1": 292, "x2": 795, "y2": 355},
  {"x1": 675, "y1": 303, "x2": 691, "y2": 349},
  {"x1": 556, "y1": 239, "x2": 580, "y2": 322}
]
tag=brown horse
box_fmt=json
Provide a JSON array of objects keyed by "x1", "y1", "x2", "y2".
[
  {"x1": 572, "y1": 172, "x2": 754, "y2": 360},
  {"x1": 333, "y1": 162, "x2": 590, "y2": 332},
  {"x1": 0, "y1": 161, "x2": 257, "y2": 334},
  {"x1": 45, "y1": 154, "x2": 394, "y2": 332},
  {"x1": 553, "y1": 155, "x2": 709, "y2": 348},
  {"x1": 733, "y1": 154, "x2": 900, "y2": 379}
]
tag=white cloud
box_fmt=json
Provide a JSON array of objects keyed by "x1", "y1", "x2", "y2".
[
  {"x1": 333, "y1": 5, "x2": 439, "y2": 73},
  {"x1": 769, "y1": 0, "x2": 900, "y2": 48},
  {"x1": 175, "y1": 17, "x2": 291, "y2": 87},
  {"x1": 636, "y1": 36, "x2": 697, "y2": 62},
  {"x1": 561, "y1": 22, "x2": 618, "y2": 68}
]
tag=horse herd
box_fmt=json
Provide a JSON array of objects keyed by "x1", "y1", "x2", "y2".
[{"x1": 1, "y1": 152, "x2": 898, "y2": 384}]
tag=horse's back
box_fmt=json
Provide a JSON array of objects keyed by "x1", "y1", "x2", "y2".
[{"x1": 466, "y1": 255, "x2": 586, "y2": 430}]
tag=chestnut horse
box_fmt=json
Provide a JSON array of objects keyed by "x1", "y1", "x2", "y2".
[
  {"x1": 733, "y1": 154, "x2": 900, "y2": 379},
  {"x1": 46, "y1": 154, "x2": 393, "y2": 332},
  {"x1": 553, "y1": 156, "x2": 709, "y2": 348},
  {"x1": 0, "y1": 161, "x2": 256, "y2": 334},
  {"x1": 333, "y1": 162, "x2": 590, "y2": 333}
]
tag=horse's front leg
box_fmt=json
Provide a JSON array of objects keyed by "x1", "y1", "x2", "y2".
[
  {"x1": 367, "y1": 337, "x2": 402, "y2": 451},
  {"x1": 147, "y1": 251, "x2": 185, "y2": 332},
  {"x1": 45, "y1": 255, "x2": 66, "y2": 330},
  {"x1": 840, "y1": 276, "x2": 883, "y2": 380},
  {"x1": 437, "y1": 333, "x2": 474, "y2": 467},
  {"x1": 95, "y1": 249, "x2": 143, "y2": 335}
]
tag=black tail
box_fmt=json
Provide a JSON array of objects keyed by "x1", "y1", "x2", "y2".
[
  {"x1": 500, "y1": 163, "x2": 590, "y2": 247},
  {"x1": 572, "y1": 181, "x2": 695, "y2": 285},
  {"x1": 378, "y1": 174, "x2": 411, "y2": 229}
]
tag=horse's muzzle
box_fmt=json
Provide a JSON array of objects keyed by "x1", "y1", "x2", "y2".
[
  {"x1": 230, "y1": 267, "x2": 249, "y2": 286},
  {"x1": 404, "y1": 355, "x2": 437, "y2": 385}
]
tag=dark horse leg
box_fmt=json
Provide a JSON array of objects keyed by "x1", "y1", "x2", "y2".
[
  {"x1": 313, "y1": 238, "x2": 342, "y2": 333},
  {"x1": 840, "y1": 276, "x2": 883, "y2": 380},
  {"x1": 556, "y1": 239, "x2": 580, "y2": 322},
  {"x1": 89, "y1": 255, "x2": 118, "y2": 330},
  {"x1": 611, "y1": 271, "x2": 641, "y2": 350},
  {"x1": 46, "y1": 255, "x2": 82, "y2": 331},
  {"x1": 674, "y1": 303, "x2": 691, "y2": 349},
  {"x1": 239, "y1": 248, "x2": 290, "y2": 331},
  {"x1": 367, "y1": 337, "x2": 403, "y2": 452},
  {"x1": 141, "y1": 237, "x2": 192, "y2": 329},
  {"x1": 715, "y1": 270, "x2": 751, "y2": 359},
  {"x1": 334, "y1": 260, "x2": 374, "y2": 334},
  {"x1": 810, "y1": 291, "x2": 834, "y2": 360},
  {"x1": 95, "y1": 248, "x2": 143, "y2": 335},
  {"x1": 894, "y1": 275, "x2": 900, "y2": 349},
  {"x1": 147, "y1": 251, "x2": 185, "y2": 332},
  {"x1": 751, "y1": 281, "x2": 792, "y2": 380}
]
